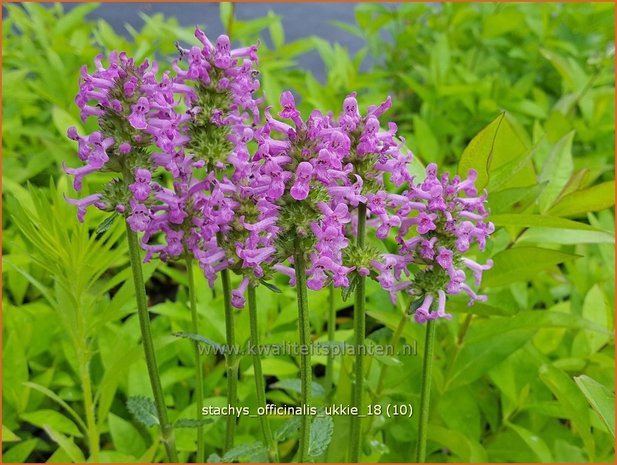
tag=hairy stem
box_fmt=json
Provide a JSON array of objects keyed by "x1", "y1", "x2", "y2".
[
  {"x1": 293, "y1": 236, "x2": 312, "y2": 462},
  {"x1": 349, "y1": 202, "x2": 367, "y2": 462},
  {"x1": 325, "y1": 283, "x2": 336, "y2": 397},
  {"x1": 186, "y1": 257, "x2": 205, "y2": 462},
  {"x1": 415, "y1": 319, "x2": 437, "y2": 463},
  {"x1": 125, "y1": 222, "x2": 177, "y2": 462},
  {"x1": 247, "y1": 285, "x2": 279, "y2": 462},
  {"x1": 221, "y1": 266, "x2": 238, "y2": 453}
]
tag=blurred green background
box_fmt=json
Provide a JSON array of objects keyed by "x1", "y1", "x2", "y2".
[{"x1": 2, "y1": 2, "x2": 615, "y2": 463}]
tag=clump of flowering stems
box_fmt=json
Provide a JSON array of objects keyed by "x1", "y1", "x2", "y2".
[
  {"x1": 392, "y1": 163, "x2": 494, "y2": 462},
  {"x1": 65, "y1": 51, "x2": 178, "y2": 462},
  {"x1": 138, "y1": 28, "x2": 263, "y2": 459},
  {"x1": 243, "y1": 90, "x2": 413, "y2": 461},
  {"x1": 65, "y1": 34, "x2": 495, "y2": 464}
]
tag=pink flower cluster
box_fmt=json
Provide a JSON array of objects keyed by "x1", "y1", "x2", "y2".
[
  {"x1": 65, "y1": 30, "x2": 494, "y2": 321},
  {"x1": 391, "y1": 164, "x2": 495, "y2": 322}
]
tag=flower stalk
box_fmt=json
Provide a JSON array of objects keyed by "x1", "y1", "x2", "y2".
[
  {"x1": 349, "y1": 202, "x2": 367, "y2": 462},
  {"x1": 415, "y1": 318, "x2": 437, "y2": 463},
  {"x1": 221, "y1": 266, "x2": 238, "y2": 453},
  {"x1": 325, "y1": 283, "x2": 336, "y2": 397},
  {"x1": 293, "y1": 236, "x2": 312, "y2": 462},
  {"x1": 125, "y1": 221, "x2": 178, "y2": 462},
  {"x1": 247, "y1": 284, "x2": 279, "y2": 462},
  {"x1": 186, "y1": 257, "x2": 205, "y2": 462}
]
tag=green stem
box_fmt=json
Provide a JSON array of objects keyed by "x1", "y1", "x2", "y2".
[
  {"x1": 415, "y1": 319, "x2": 437, "y2": 463},
  {"x1": 79, "y1": 358, "x2": 99, "y2": 462},
  {"x1": 221, "y1": 266, "x2": 238, "y2": 453},
  {"x1": 349, "y1": 202, "x2": 367, "y2": 462},
  {"x1": 325, "y1": 283, "x2": 335, "y2": 398},
  {"x1": 186, "y1": 257, "x2": 205, "y2": 463},
  {"x1": 125, "y1": 222, "x2": 178, "y2": 463},
  {"x1": 293, "y1": 236, "x2": 312, "y2": 462},
  {"x1": 247, "y1": 285, "x2": 279, "y2": 463}
]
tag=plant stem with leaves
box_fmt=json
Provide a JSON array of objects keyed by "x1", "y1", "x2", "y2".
[
  {"x1": 349, "y1": 202, "x2": 367, "y2": 462},
  {"x1": 125, "y1": 222, "x2": 178, "y2": 462},
  {"x1": 186, "y1": 256, "x2": 205, "y2": 462},
  {"x1": 247, "y1": 284, "x2": 279, "y2": 462},
  {"x1": 415, "y1": 319, "x2": 437, "y2": 463},
  {"x1": 293, "y1": 236, "x2": 312, "y2": 462},
  {"x1": 220, "y1": 266, "x2": 238, "y2": 453}
]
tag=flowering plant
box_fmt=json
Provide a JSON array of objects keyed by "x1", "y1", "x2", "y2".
[{"x1": 64, "y1": 26, "x2": 494, "y2": 465}]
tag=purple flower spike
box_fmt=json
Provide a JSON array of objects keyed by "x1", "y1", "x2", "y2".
[{"x1": 389, "y1": 162, "x2": 493, "y2": 318}]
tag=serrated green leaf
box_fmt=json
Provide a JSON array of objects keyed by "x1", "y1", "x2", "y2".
[
  {"x1": 270, "y1": 379, "x2": 326, "y2": 398},
  {"x1": 173, "y1": 418, "x2": 214, "y2": 429},
  {"x1": 574, "y1": 375, "x2": 615, "y2": 438},
  {"x1": 308, "y1": 415, "x2": 334, "y2": 457},
  {"x1": 207, "y1": 452, "x2": 222, "y2": 463},
  {"x1": 221, "y1": 441, "x2": 267, "y2": 462},
  {"x1": 274, "y1": 416, "x2": 302, "y2": 442},
  {"x1": 126, "y1": 396, "x2": 159, "y2": 427}
]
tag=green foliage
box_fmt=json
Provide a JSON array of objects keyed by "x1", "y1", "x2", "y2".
[
  {"x1": 2, "y1": 2, "x2": 615, "y2": 464},
  {"x1": 575, "y1": 375, "x2": 616, "y2": 439},
  {"x1": 127, "y1": 396, "x2": 160, "y2": 428},
  {"x1": 308, "y1": 415, "x2": 334, "y2": 457}
]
